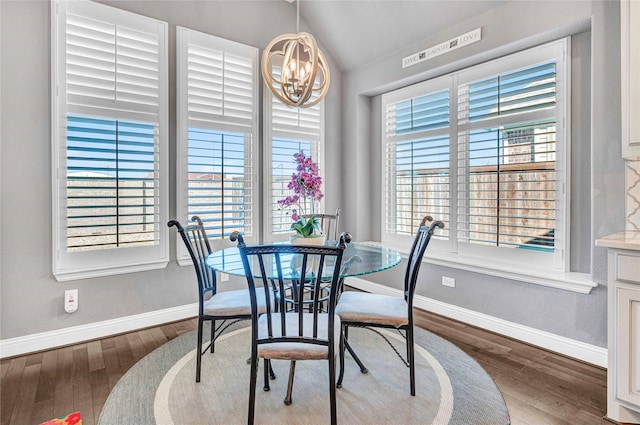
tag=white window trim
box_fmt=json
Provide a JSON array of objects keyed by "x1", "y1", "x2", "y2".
[
  {"x1": 175, "y1": 27, "x2": 260, "y2": 265},
  {"x1": 51, "y1": 0, "x2": 169, "y2": 281},
  {"x1": 380, "y1": 38, "x2": 590, "y2": 292},
  {"x1": 262, "y1": 88, "x2": 326, "y2": 243},
  {"x1": 365, "y1": 240, "x2": 596, "y2": 294}
]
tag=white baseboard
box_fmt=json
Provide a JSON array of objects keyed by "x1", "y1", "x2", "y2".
[
  {"x1": 0, "y1": 303, "x2": 198, "y2": 359},
  {"x1": 1, "y1": 281, "x2": 609, "y2": 368},
  {"x1": 346, "y1": 277, "x2": 608, "y2": 368}
]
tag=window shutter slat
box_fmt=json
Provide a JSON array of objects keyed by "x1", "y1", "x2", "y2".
[
  {"x1": 186, "y1": 38, "x2": 254, "y2": 128},
  {"x1": 459, "y1": 60, "x2": 557, "y2": 124},
  {"x1": 65, "y1": 3, "x2": 162, "y2": 120}
]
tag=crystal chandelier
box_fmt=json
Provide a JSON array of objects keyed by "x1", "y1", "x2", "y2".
[{"x1": 261, "y1": 0, "x2": 330, "y2": 108}]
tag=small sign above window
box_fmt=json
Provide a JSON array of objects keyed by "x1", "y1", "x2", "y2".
[{"x1": 402, "y1": 28, "x2": 482, "y2": 69}]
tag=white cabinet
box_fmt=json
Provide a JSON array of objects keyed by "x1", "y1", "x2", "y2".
[
  {"x1": 597, "y1": 232, "x2": 640, "y2": 423},
  {"x1": 621, "y1": 0, "x2": 640, "y2": 160},
  {"x1": 616, "y1": 285, "x2": 640, "y2": 408}
]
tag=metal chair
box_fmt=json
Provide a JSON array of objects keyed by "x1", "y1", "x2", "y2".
[
  {"x1": 335, "y1": 216, "x2": 444, "y2": 396},
  {"x1": 168, "y1": 216, "x2": 271, "y2": 383},
  {"x1": 232, "y1": 231, "x2": 351, "y2": 425},
  {"x1": 301, "y1": 207, "x2": 341, "y2": 241},
  {"x1": 287, "y1": 208, "x2": 341, "y2": 312}
]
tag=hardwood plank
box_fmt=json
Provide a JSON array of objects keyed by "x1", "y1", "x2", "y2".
[
  {"x1": 100, "y1": 342, "x2": 121, "y2": 391},
  {"x1": 31, "y1": 398, "x2": 55, "y2": 425},
  {"x1": 24, "y1": 352, "x2": 43, "y2": 367},
  {"x1": 160, "y1": 322, "x2": 179, "y2": 340},
  {"x1": 8, "y1": 363, "x2": 40, "y2": 425},
  {"x1": 72, "y1": 346, "x2": 94, "y2": 425},
  {"x1": 113, "y1": 334, "x2": 135, "y2": 374},
  {"x1": 89, "y1": 368, "x2": 110, "y2": 425},
  {"x1": 137, "y1": 326, "x2": 162, "y2": 354},
  {"x1": 148, "y1": 326, "x2": 169, "y2": 348},
  {"x1": 34, "y1": 349, "x2": 58, "y2": 403},
  {"x1": 125, "y1": 331, "x2": 148, "y2": 364},
  {"x1": 86, "y1": 340, "x2": 105, "y2": 373},
  {"x1": 0, "y1": 359, "x2": 10, "y2": 381},
  {"x1": 52, "y1": 346, "x2": 74, "y2": 419},
  {"x1": 1, "y1": 356, "x2": 26, "y2": 425}
]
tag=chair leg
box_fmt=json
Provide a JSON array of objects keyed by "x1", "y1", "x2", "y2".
[
  {"x1": 284, "y1": 360, "x2": 296, "y2": 405},
  {"x1": 407, "y1": 325, "x2": 415, "y2": 396},
  {"x1": 263, "y1": 358, "x2": 271, "y2": 391},
  {"x1": 210, "y1": 319, "x2": 216, "y2": 353},
  {"x1": 196, "y1": 316, "x2": 204, "y2": 383},
  {"x1": 337, "y1": 325, "x2": 345, "y2": 388},
  {"x1": 248, "y1": 350, "x2": 258, "y2": 425},
  {"x1": 269, "y1": 361, "x2": 276, "y2": 380},
  {"x1": 343, "y1": 326, "x2": 368, "y2": 373},
  {"x1": 329, "y1": 355, "x2": 337, "y2": 425}
]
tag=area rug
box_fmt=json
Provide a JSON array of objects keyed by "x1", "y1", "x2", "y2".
[{"x1": 98, "y1": 323, "x2": 509, "y2": 424}]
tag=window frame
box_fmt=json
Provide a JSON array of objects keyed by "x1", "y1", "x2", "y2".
[
  {"x1": 175, "y1": 26, "x2": 260, "y2": 265},
  {"x1": 262, "y1": 88, "x2": 325, "y2": 243},
  {"x1": 381, "y1": 38, "x2": 593, "y2": 292},
  {"x1": 51, "y1": 0, "x2": 169, "y2": 281}
]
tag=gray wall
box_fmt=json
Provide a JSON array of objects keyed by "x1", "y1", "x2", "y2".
[
  {"x1": 340, "y1": 0, "x2": 624, "y2": 348},
  {"x1": 0, "y1": 0, "x2": 624, "y2": 351},
  {"x1": 0, "y1": 0, "x2": 343, "y2": 340}
]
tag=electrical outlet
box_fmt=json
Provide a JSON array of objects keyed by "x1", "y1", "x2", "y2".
[
  {"x1": 441, "y1": 276, "x2": 456, "y2": 288},
  {"x1": 220, "y1": 272, "x2": 229, "y2": 282},
  {"x1": 64, "y1": 289, "x2": 78, "y2": 313}
]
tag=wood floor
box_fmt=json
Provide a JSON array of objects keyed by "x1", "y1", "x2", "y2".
[{"x1": 1, "y1": 310, "x2": 609, "y2": 425}]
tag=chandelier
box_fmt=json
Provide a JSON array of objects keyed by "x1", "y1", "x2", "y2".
[{"x1": 261, "y1": 0, "x2": 330, "y2": 108}]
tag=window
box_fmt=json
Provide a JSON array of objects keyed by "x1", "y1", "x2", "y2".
[
  {"x1": 176, "y1": 27, "x2": 259, "y2": 263},
  {"x1": 52, "y1": 0, "x2": 169, "y2": 281},
  {"x1": 383, "y1": 39, "x2": 568, "y2": 272},
  {"x1": 264, "y1": 84, "x2": 324, "y2": 242}
]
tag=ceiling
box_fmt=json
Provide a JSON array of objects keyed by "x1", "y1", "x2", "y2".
[{"x1": 297, "y1": 0, "x2": 509, "y2": 72}]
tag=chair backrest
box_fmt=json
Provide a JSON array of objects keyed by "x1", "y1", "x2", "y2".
[
  {"x1": 232, "y1": 231, "x2": 351, "y2": 347},
  {"x1": 302, "y1": 208, "x2": 341, "y2": 241},
  {"x1": 404, "y1": 216, "x2": 445, "y2": 308},
  {"x1": 168, "y1": 216, "x2": 216, "y2": 311}
]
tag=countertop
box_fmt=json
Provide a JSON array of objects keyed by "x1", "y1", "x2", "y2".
[{"x1": 596, "y1": 231, "x2": 640, "y2": 251}]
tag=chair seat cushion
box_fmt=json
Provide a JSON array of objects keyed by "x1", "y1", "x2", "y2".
[
  {"x1": 203, "y1": 288, "x2": 270, "y2": 317},
  {"x1": 257, "y1": 313, "x2": 341, "y2": 360},
  {"x1": 335, "y1": 291, "x2": 408, "y2": 328}
]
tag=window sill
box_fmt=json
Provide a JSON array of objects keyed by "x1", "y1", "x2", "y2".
[
  {"x1": 369, "y1": 241, "x2": 597, "y2": 294},
  {"x1": 54, "y1": 260, "x2": 169, "y2": 282}
]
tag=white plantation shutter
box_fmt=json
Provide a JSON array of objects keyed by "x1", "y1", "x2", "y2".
[
  {"x1": 52, "y1": 0, "x2": 169, "y2": 281},
  {"x1": 185, "y1": 32, "x2": 255, "y2": 129},
  {"x1": 383, "y1": 85, "x2": 451, "y2": 237},
  {"x1": 176, "y1": 27, "x2": 259, "y2": 263},
  {"x1": 265, "y1": 82, "x2": 324, "y2": 241},
  {"x1": 271, "y1": 94, "x2": 322, "y2": 136},
  {"x1": 382, "y1": 39, "x2": 567, "y2": 270},
  {"x1": 64, "y1": 1, "x2": 162, "y2": 120},
  {"x1": 455, "y1": 42, "x2": 564, "y2": 264}
]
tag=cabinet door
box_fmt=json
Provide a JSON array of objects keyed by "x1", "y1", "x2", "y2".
[
  {"x1": 616, "y1": 287, "x2": 640, "y2": 408},
  {"x1": 622, "y1": 0, "x2": 640, "y2": 159}
]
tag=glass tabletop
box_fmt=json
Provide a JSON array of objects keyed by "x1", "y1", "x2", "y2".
[{"x1": 205, "y1": 241, "x2": 402, "y2": 279}]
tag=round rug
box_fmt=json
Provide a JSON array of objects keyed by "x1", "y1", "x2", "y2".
[{"x1": 98, "y1": 324, "x2": 510, "y2": 425}]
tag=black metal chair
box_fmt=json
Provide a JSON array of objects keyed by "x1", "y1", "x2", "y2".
[
  {"x1": 168, "y1": 216, "x2": 271, "y2": 383},
  {"x1": 335, "y1": 216, "x2": 444, "y2": 396},
  {"x1": 301, "y1": 207, "x2": 341, "y2": 241},
  {"x1": 232, "y1": 231, "x2": 351, "y2": 425},
  {"x1": 286, "y1": 208, "x2": 342, "y2": 312}
]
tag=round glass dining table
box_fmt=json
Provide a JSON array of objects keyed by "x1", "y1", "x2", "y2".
[{"x1": 205, "y1": 241, "x2": 402, "y2": 278}]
